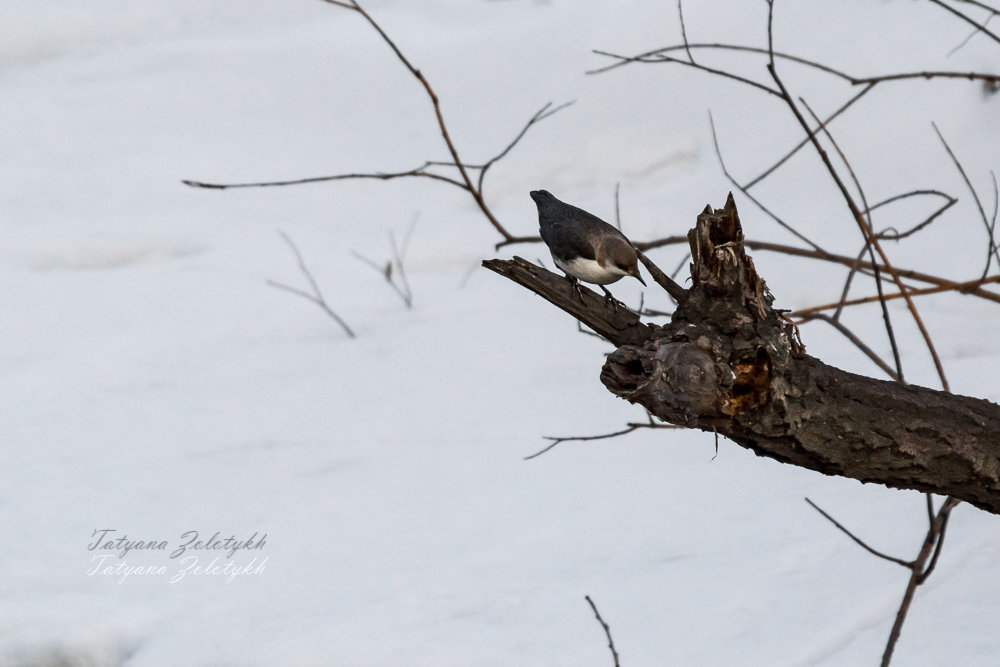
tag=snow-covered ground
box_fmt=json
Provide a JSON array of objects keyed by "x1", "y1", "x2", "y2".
[{"x1": 3, "y1": 1, "x2": 999, "y2": 665}]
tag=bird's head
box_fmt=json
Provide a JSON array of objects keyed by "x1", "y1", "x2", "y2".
[
  {"x1": 529, "y1": 189, "x2": 559, "y2": 214},
  {"x1": 605, "y1": 240, "x2": 647, "y2": 286},
  {"x1": 529, "y1": 189, "x2": 553, "y2": 203}
]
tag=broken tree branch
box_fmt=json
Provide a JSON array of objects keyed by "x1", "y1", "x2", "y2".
[{"x1": 486, "y1": 196, "x2": 1000, "y2": 514}]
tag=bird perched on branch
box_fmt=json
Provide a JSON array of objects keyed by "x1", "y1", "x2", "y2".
[{"x1": 530, "y1": 189, "x2": 646, "y2": 308}]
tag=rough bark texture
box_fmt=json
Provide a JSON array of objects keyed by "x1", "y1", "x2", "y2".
[
  {"x1": 484, "y1": 194, "x2": 1000, "y2": 515},
  {"x1": 482, "y1": 256, "x2": 653, "y2": 347}
]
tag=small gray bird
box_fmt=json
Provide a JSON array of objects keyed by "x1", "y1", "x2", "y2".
[{"x1": 530, "y1": 189, "x2": 646, "y2": 307}]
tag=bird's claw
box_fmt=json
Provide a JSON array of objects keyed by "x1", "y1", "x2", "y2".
[{"x1": 600, "y1": 287, "x2": 621, "y2": 312}]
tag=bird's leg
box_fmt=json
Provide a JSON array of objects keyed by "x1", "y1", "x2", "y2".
[
  {"x1": 599, "y1": 285, "x2": 620, "y2": 312},
  {"x1": 565, "y1": 275, "x2": 585, "y2": 303}
]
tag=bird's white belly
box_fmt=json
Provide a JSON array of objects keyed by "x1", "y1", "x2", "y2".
[{"x1": 553, "y1": 254, "x2": 626, "y2": 285}]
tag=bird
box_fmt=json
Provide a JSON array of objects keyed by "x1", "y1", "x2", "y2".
[{"x1": 530, "y1": 189, "x2": 646, "y2": 308}]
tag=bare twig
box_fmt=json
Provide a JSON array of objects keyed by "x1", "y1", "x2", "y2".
[
  {"x1": 927, "y1": 0, "x2": 1000, "y2": 46},
  {"x1": 589, "y1": 42, "x2": 1000, "y2": 88},
  {"x1": 916, "y1": 496, "x2": 961, "y2": 584},
  {"x1": 794, "y1": 275, "x2": 1000, "y2": 317},
  {"x1": 951, "y1": 0, "x2": 1000, "y2": 17},
  {"x1": 584, "y1": 595, "x2": 621, "y2": 667},
  {"x1": 798, "y1": 97, "x2": 904, "y2": 380},
  {"x1": 351, "y1": 254, "x2": 408, "y2": 307},
  {"x1": 831, "y1": 245, "x2": 870, "y2": 322},
  {"x1": 804, "y1": 494, "x2": 964, "y2": 667},
  {"x1": 932, "y1": 122, "x2": 1000, "y2": 278},
  {"x1": 593, "y1": 48, "x2": 782, "y2": 97},
  {"x1": 948, "y1": 12, "x2": 997, "y2": 56},
  {"x1": 269, "y1": 231, "x2": 356, "y2": 338},
  {"x1": 351, "y1": 214, "x2": 418, "y2": 309},
  {"x1": 797, "y1": 314, "x2": 901, "y2": 381},
  {"x1": 870, "y1": 189, "x2": 957, "y2": 240},
  {"x1": 473, "y1": 100, "x2": 575, "y2": 197},
  {"x1": 881, "y1": 495, "x2": 962, "y2": 667},
  {"x1": 525, "y1": 419, "x2": 680, "y2": 460},
  {"x1": 678, "y1": 0, "x2": 695, "y2": 64},
  {"x1": 804, "y1": 497, "x2": 913, "y2": 567},
  {"x1": 182, "y1": 163, "x2": 466, "y2": 190},
  {"x1": 742, "y1": 83, "x2": 876, "y2": 191}
]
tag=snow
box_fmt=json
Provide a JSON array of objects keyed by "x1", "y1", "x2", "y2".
[{"x1": 2, "y1": 0, "x2": 999, "y2": 665}]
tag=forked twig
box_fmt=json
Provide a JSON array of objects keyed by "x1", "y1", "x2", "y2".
[
  {"x1": 269, "y1": 231, "x2": 356, "y2": 338},
  {"x1": 352, "y1": 215, "x2": 418, "y2": 309},
  {"x1": 932, "y1": 122, "x2": 1000, "y2": 278},
  {"x1": 804, "y1": 494, "x2": 963, "y2": 667},
  {"x1": 526, "y1": 418, "x2": 680, "y2": 460}
]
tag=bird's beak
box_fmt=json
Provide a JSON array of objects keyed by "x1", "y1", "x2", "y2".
[{"x1": 633, "y1": 267, "x2": 647, "y2": 287}]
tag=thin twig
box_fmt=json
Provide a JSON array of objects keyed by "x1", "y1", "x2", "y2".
[
  {"x1": 351, "y1": 213, "x2": 419, "y2": 309},
  {"x1": 794, "y1": 275, "x2": 1000, "y2": 317},
  {"x1": 926, "y1": 0, "x2": 1000, "y2": 45},
  {"x1": 804, "y1": 498, "x2": 913, "y2": 567},
  {"x1": 678, "y1": 0, "x2": 695, "y2": 64},
  {"x1": 831, "y1": 245, "x2": 869, "y2": 322},
  {"x1": 525, "y1": 421, "x2": 680, "y2": 460},
  {"x1": 798, "y1": 314, "x2": 901, "y2": 381},
  {"x1": 870, "y1": 189, "x2": 957, "y2": 241},
  {"x1": 799, "y1": 96, "x2": 904, "y2": 380},
  {"x1": 742, "y1": 83, "x2": 876, "y2": 191},
  {"x1": 948, "y1": 12, "x2": 997, "y2": 56},
  {"x1": 182, "y1": 164, "x2": 466, "y2": 190},
  {"x1": 951, "y1": 0, "x2": 1000, "y2": 17},
  {"x1": 917, "y1": 496, "x2": 961, "y2": 584},
  {"x1": 593, "y1": 48, "x2": 782, "y2": 97},
  {"x1": 637, "y1": 234, "x2": 1000, "y2": 304},
  {"x1": 584, "y1": 595, "x2": 621, "y2": 667},
  {"x1": 474, "y1": 101, "x2": 575, "y2": 196},
  {"x1": 932, "y1": 122, "x2": 1000, "y2": 278},
  {"x1": 881, "y1": 495, "x2": 962, "y2": 666},
  {"x1": 269, "y1": 231, "x2": 356, "y2": 338},
  {"x1": 803, "y1": 493, "x2": 963, "y2": 667},
  {"x1": 589, "y1": 42, "x2": 1000, "y2": 87}
]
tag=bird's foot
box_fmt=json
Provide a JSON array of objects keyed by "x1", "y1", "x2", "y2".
[
  {"x1": 600, "y1": 286, "x2": 621, "y2": 312},
  {"x1": 567, "y1": 277, "x2": 586, "y2": 303}
]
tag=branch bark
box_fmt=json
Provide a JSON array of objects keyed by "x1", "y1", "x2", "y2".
[{"x1": 485, "y1": 195, "x2": 1000, "y2": 514}]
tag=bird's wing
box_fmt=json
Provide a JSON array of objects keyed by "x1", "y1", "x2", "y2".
[
  {"x1": 572, "y1": 210, "x2": 636, "y2": 255},
  {"x1": 540, "y1": 221, "x2": 597, "y2": 261}
]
